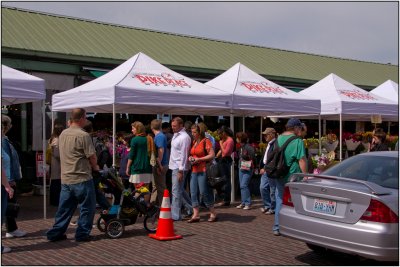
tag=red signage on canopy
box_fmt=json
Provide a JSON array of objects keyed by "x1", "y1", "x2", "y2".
[
  {"x1": 240, "y1": 81, "x2": 287, "y2": 95},
  {"x1": 338, "y1": 89, "x2": 377, "y2": 100},
  {"x1": 134, "y1": 72, "x2": 191, "y2": 88}
]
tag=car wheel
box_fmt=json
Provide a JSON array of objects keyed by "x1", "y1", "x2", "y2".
[
  {"x1": 106, "y1": 219, "x2": 124, "y2": 239},
  {"x1": 306, "y1": 243, "x2": 328, "y2": 254}
]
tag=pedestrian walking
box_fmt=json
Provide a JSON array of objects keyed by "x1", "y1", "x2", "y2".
[
  {"x1": 126, "y1": 121, "x2": 153, "y2": 190},
  {"x1": 271, "y1": 118, "x2": 307, "y2": 236},
  {"x1": 150, "y1": 119, "x2": 168, "y2": 206},
  {"x1": 215, "y1": 126, "x2": 234, "y2": 207},
  {"x1": 169, "y1": 117, "x2": 192, "y2": 221},
  {"x1": 1, "y1": 115, "x2": 27, "y2": 239},
  {"x1": 187, "y1": 123, "x2": 217, "y2": 223},
  {"x1": 48, "y1": 124, "x2": 65, "y2": 207},
  {"x1": 46, "y1": 108, "x2": 99, "y2": 242},
  {"x1": 259, "y1": 127, "x2": 277, "y2": 215},
  {"x1": 235, "y1": 132, "x2": 255, "y2": 210}
]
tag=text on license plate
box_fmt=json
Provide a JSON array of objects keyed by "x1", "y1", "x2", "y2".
[{"x1": 313, "y1": 198, "x2": 337, "y2": 215}]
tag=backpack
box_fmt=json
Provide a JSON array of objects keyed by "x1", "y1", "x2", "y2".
[{"x1": 264, "y1": 135, "x2": 300, "y2": 179}]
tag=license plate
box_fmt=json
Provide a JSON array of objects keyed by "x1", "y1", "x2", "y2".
[{"x1": 313, "y1": 198, "x2": 337, "y2": 215}]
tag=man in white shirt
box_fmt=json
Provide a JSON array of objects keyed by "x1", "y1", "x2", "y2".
[
  {"x1": 169, "y1": 117, "x2": 193, "y2": 221},
  {"x1": 259, "y1": 128, "x2": 277, "y2": 215}
]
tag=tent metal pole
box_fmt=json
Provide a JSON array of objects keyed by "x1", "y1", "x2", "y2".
[
  {"x1": 388, "y1": 121, "x2": 391, "y2": 135},
  {"x1": 318, "y1": 115, "x2": 321, "y2": 154},
  {"x1": 230, "y1": 111, "x2": 235, "y2": 202},
  {"x1": 260, "y1": 117, "x2": 263, "y2": 142},
  {"x1": 112, "y1": 104, "x2": 116, "y2": 168},
  {"x1": 42, "y1": 100, "x2": 47, "y2": 219},
  {"x1": 242, "y1": 116, "x2": 245, "y2": 132},
  {"x1": 339, "y1": 113, "x2": 342, "y2": 162}
]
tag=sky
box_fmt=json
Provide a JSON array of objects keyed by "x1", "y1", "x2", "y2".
[{"x1": 2, "y1": 1, "x2": 399, "y2": 65}]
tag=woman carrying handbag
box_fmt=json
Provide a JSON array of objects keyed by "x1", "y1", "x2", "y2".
[
  {"x1": 187, "y1": 123, "x2": 217, "y2": 223},
  {"x1": 235, "y1": 132, "x2": 255, "y2": 210}
]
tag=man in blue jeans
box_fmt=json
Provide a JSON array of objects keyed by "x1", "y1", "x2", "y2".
[
  {"x1": 271, "y1": 118, "x2": 307, "y2": 236},
  {"x1": 46, "y1": 108, "x2": 100, "y2": 242},
  {"x1": 169, "y1": 117, "x2": 192, "y2": 221},
  {"x1": 259, "y1": 128, "x2": 277, "y2": 215}
]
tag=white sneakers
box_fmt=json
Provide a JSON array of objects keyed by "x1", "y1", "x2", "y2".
[
  {"x1": 2, "y1": 246, "x2": 11, "y2": 253},
  {"x1": 236, "y1": 204, "x2": 251, "y2": 210},
  {"x1": 5, "y1": 229, "x2": 27, "y2": 238}
]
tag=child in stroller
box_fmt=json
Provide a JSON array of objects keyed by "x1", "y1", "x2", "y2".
[{"x1": 96, "y1": 170, "x2": 159, "y2": 239}]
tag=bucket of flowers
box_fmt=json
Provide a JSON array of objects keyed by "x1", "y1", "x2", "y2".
[
  {"x1": 343, "y1": 132, "x2": 361, "y2": 151},
  {"x1": 321, "y1": 133, "x2": 338, "y2": 152},
  {"x1": 311, "y1": 151, "x2": 335, "y2": 174}
]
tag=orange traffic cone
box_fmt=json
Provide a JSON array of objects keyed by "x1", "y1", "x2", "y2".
[{"x1": 149, "y1": 189, "x2": 182, "y2": 241}]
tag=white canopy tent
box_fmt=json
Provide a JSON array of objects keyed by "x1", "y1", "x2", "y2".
[
  {"x1": 1, "y1": 65, "x2": 48, "y2": 219},
  {"x1": 370, "y1": 80, "x2": 398, "y2": 104},
  {"x1": 299, "y1": 73, "x2": 398, "y2": 160},
  {"x1": 2, "y1": 65, "x2": 46, "y2": 105},
  {"x1": 52, "y1": 52, "x2": 231, "y2": 115},
  {"x1": 205, "y1": 62, "x2": 321, "y2": 117}
]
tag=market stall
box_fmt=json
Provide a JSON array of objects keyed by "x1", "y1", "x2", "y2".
[
  {"x1": 299, "y1": 73, "x2": 398, "y2": 160},
  {"x1": 206, "y1": 63, "x2": 321, "y2": 200},
  {"x1": 1, "y1": 65, "x2": 47, "y2": 218},
  {"x1": 52, "y1": 52, "x2": 232, "y2": 166}
]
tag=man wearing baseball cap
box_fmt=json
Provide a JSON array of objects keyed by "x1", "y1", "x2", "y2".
[
  {"x1": 270, "y1": 118, "x2": 307, "y2": 236},
  {"x1": 259, "y1": 127, "x2": 277, "y2": 215}
]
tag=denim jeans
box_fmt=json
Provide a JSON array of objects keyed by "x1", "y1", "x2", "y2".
[
  {"x1": 1, "y1": 186, "x2": 7, "y2": 252},
  {"x1": 217, "y1": 158, "x2": 232, "y2": 204},
  {"x1": 269, "y1": 178, "x2": 286, "y2": 231},
  {"x1": 260, "y1": 173, "x2": 275, "y2": 210},
  {"x1": 171, "y1": 169, "x2": 192, "y2": 221},
  {"x1": 239, "y1": 169, "x2": 253, "y2": 206},
  {"x1": 190, "y1": 171, "x2": 214, "y2": 208},
  {"x1": 46, "y1": 179, "x2": 96, "y2": 241}
]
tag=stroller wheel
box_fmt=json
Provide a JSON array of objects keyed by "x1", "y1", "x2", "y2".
[
  {"x1": 106, "y1": 219, "x2": 124, "y2": 239},
  {"x1": 97, "y1": 217, "x2": 106, "y2": 232},
  {"x1": 144, "y1": 208, "x2": 160, "y2": 233}
]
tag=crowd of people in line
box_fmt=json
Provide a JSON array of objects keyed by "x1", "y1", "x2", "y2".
[{"x1": 1, "y1": 108, "x2": 397, "y2": 252}]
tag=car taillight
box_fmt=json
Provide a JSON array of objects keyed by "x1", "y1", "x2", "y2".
[
  {"x1": 282, "y1": 186, "x2": 293, "y2": 207},
  {"x1": 360, "y1": 199, "x2": 398, "y2": 223}
]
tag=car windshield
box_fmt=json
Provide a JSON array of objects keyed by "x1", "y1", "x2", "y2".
[{"x1": 323, "y1": 154, "x2": 399, "y2": 189}]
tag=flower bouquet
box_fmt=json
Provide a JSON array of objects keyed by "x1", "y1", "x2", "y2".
[
  {"x1": 321, "y1": 133, "x2": 338, "y2": 152},
  {"x1": 343, "y1": 132, "x2": 361, "y2": 151},
  {"x1": 312, "y1": 152, "x2": 335, "y2": 174},
  {"x1": 345, "y1": 139, "x2": 361, "y2": 151}
]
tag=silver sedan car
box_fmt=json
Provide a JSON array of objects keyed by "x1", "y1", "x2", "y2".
[{"x1": 280, "y1": 151, "x2": 398, "y2": 262}]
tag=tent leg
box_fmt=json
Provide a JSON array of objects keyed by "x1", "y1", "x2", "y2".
[
  {"x1": 318, "y1": 115, "x2": 321, "y2": 154},
  {"x1": 339, "y1": 113, "x2": 342, "y2": 162},
  {"x1": 230, "y1": 112, "x2": 235, "y2": 202},
  {"x1": 112, "y1": 104, "x2": 116, "y2": 168},
  {"x1": 260, "y1": 117, "x2": 263, "y2": 142},
  {"x1": 42, "y1": 100, "x2": 47, "y2": 219}
]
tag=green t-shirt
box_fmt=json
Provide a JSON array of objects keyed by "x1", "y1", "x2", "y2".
[
  {"x1": 277, "y1": 134, "x2": 306, "y2": 182},
  {"x1": 128, "y1": 136, "x2": 152, "y2": 175}
]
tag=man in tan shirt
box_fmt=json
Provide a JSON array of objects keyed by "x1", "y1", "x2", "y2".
[{"x1": 46, "y1": 108, "x2": 100, "y2": 242}]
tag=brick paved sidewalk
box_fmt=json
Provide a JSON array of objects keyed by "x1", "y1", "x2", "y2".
[{"x1": 1, "y1": 194, "x2": 393, "y2": 265}]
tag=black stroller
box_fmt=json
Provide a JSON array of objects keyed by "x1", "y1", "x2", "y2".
[{"x1": 96, "y1": 169, "x2": 160, "y2": 239}]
